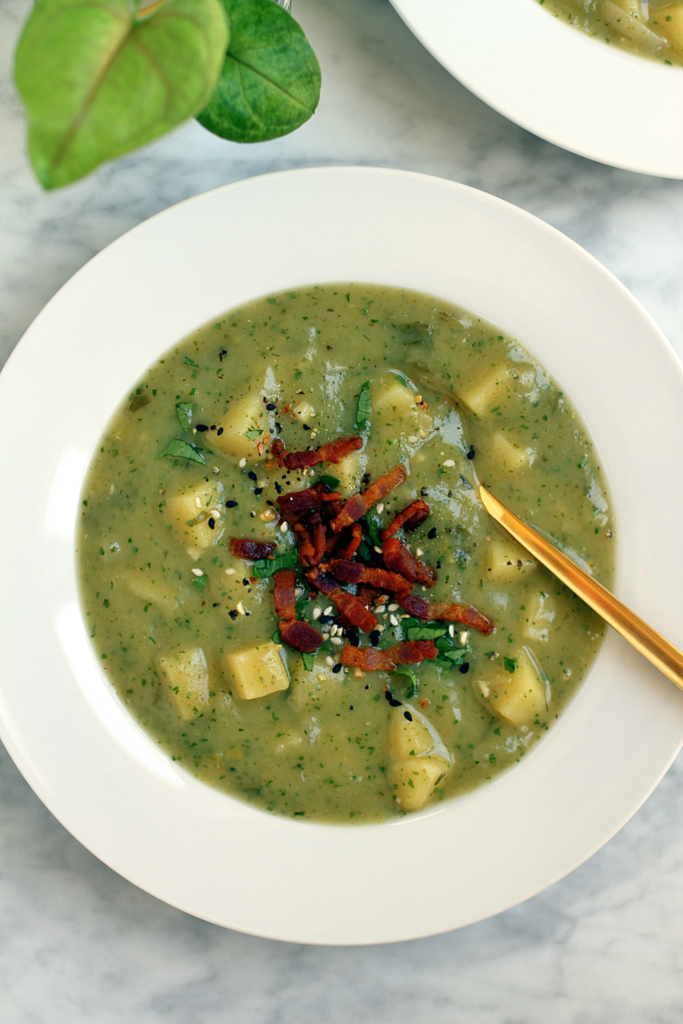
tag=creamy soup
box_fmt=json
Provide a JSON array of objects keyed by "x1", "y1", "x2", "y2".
[
  {"x1": 77, "y1": 284, "x2": 615, "y2": 823},
  {"x1": 537, "y1": 0, "x2": 683, "y2": 64}
]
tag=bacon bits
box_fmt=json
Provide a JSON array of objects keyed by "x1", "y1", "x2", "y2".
[
  {"x1": 279, "y1": 619, "x2": 324, "y2": 653},
  {"x1": 282, "y1": 436, "x2": 363, "y2": 471},
  {"x1": 273, "y1": 569, "x2": 297, "y2": 621},
  {"x1": 230, "y1": 538, "x2": 277, "y2": 560},
  {"x1": 276, "y1": 483, "x2": 341, "y2": 524},
  {"x1": 307, "y1": 569, "x2": 378, "y2": 632},
  {"x1": 335, "y1": 522, "x2": 362, "y2": 560},
  {"x1": 271, "y1": 438, "x2": 287, "y2": 465},
  {"x1": 327, "y1": 559, "x2": 413, "y2": 595},
  {"x1": 340, "y1": 640, "x2": 438, "y2": 671},
  {"x1": 399, "y1": 594, "x2": 494, "y2": 635},
  {"x1": 381, "y1": 499, "x2": 431, "y2": 540},
  {"x1": 331, "y1": 465, "x2": 408, "y2": 532},
  {"x1": 382, "y1": 537, "x2": 437, "y2": 587}
]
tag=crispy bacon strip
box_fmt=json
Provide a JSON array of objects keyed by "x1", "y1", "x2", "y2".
[
  {"x1": 271, "y1": 438, "x2": 287, "y2": 466},
  {"x1": 336, "y1": 523, "x2": 363, "y2": 560},
  {"x1": 399, "y1": 594, "x2": 494, "y2": 635},
  {"x1": 382, "y1": 537, "x2": 437, "y2": 587},
  {"x1": 306, "y1": 569, "x2": 378, "y2": 632},
  {"x1": 327, "y1": 559, "x2": 413, "y2": 595},
  {"x1": 230, "y1": 538, "x2": 277, "y2": 561},
  {"x1": 277, "y1": 484, "x2": 342, "y2": 524},
  {"x1": 357, "y1": 583, "x2": 377, "y2": 610},
  {"x1": 279, "y1": 619, "x2": 323, "y2": 653},
  {"x1": 331, "y1": 465, "x2": 408, "y2": 533},
  {"x1": 340, "y1": 640, "x2": 438, "y2": 670},
  {"x1": 293, "y1": 520, "x2": 326, "y2": 568},
  {"x1": 381, "y1": 499, "x2": 431, "y2": 541},
  {"x1": 283, "y1": 436, "x2": 363, "y2": 471},
  {"x1": 273, "y1": 569, "x2": 297, "y2": 622}
]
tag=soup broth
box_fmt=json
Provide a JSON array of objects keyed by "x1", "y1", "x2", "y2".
[
  {"x1": 77, "y1": 284, "x2": 615, "y2": 822},
  {"x1": 537, "y1": 0, "x2": 683, "y2": 65}
]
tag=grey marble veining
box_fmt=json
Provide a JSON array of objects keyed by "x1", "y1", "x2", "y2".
[{"x1": 1, "y1": 0, "x2": 682, "y2": 1020}]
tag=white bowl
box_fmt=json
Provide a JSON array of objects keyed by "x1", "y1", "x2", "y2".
[
  {"x1": 1, "y1": 167, "x2": 683, "y2": 945},
  {"x1": 390, "y1": 0, "x2": 683, "y2": 178}
]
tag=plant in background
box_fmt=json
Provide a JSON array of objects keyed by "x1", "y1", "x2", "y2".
[{"x1": 13, "y1": 0, "x2": 321, "y2": 190}]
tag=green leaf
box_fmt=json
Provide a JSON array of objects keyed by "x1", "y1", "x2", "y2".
[
  {"x1": 355, "y1": 380, "x2": 371, "y2": 432},
  {"x1": 504, "y1": 657, "x2": 517, "y2": 673},
  {"x1": 407, "y1": 624, "x2": 449, "y2": 641},
  {"x1": 193, "y1": 574, "x2": 207, "y2": 592},
  {"x1": 183, "y1": 355, "x2": 200, "y2": 367},
  {"x1": 244, "y1": 428, "x2": 263, "y2": 440},
  {"x1": 14, "y1": 0, "x2": 228, "y2": 189},
  {"x1": 197, "y1": 0, "x2": 320, "y2": 143},
  {"x1": 393, "y1": 664, "x2": 417, "y2": 699},
  {"x1": 302, "y1": 652, "x2": 315, "y2": 671},
  {"x1": 252, "y1": 549, "x2": 299, "y2": 578},
  {"x1": 438, "y1": 648, "x2": 470, "y2": 666},
  {"x1": 176, "y1": 402, "x2": 193, "y2": 431},
  {"x1": 318, "y1": 474, "x2": 340, "y2": 491},
  {"x1": 364, "y1": 511, "x2": 381, "y2": 549},
  {"x1": 156, "y1": 439, "x2": 206, "y2": 465}
]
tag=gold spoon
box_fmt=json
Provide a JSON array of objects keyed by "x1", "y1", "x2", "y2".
[{"x1": 478, "y1": 485, "x2": 683, "y2": 693}]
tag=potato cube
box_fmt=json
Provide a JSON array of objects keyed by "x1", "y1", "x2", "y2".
[
  {"x1": 488, "y1": 431, "x2": 530, "y2": 473},
  {"x1": 223, "y1": 640, "x2": 289, "y2": 700},
  {"x1": 657, "y1": 4, "x2": 683, "y2": 53},
  {"x1": 522, "y1": 591, "x2": 556, "y2": 642},
  {"x1": 458, "y1": 364, "x2": 512, "y2": 417},
  {"x1": 292, "y1": 399, "x2": 315, "y2": 422},
  {"x1": 476, "y1": 649, "x2": 546, "y2": 726},
  {"x1": 166, "y1": 480, "x2": 225, "y2": 549},
  {"x1": 388, "y1": 705, "x2": 434, "y2": 760},
  {"x1": 390, "y1": 755, "x2": 450, "y2": 812},
  {"x1": 485, "y1": 537, "x2": 536, "y2": 582},
  {"x1": 373, "y1": 376, "x2": 433, "y2": 432},
  {"x1": 335, "y1": 451, "x2": 362, "y2": 496},
  {"x1": 124, "y1": 570, "x2": 180, "y2": 616},
  {"x1": 158, "y1": 647, "x2": 211, "y2": 720},
  {"x1": 288, "y1": 656, "x2": 341, "y2": 712},
  {"x1": 211, "y1": 392, "x2": 266, "y2": 460}
]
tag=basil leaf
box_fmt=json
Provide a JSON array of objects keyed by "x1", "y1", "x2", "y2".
[
  {"x1": 176, "y1": 402, "x2": 193, "y2": 431},
  {"x1": 156, "y1": 439, "x2": 206, "y2": 465},
  {"x1": 193, "y1": 574, "x2": 207, "y2": 593},
  {"x1": 252, "y1": 549, "x2": 299, "y2": 578},
  {"x1": 302, "y1": 652, "x2": 315, "y2": 672},
  {"x1": 183, "y1": 355, "x2": 199, "y2": 367},
  {"x1": 504, "y1": 656, "x2": 517, "y2": 673},
  {"x1": 355, "y1": 380, "x2": 371, "y2": 432},
  {"x1": 318, "y1": 474, "x2": 340, "y2": 491},
  {"x1": 407, "y1": 624, "x2": 449, "y2": 641},
  {"x1": 439, "y1": 648, "x2": 470, "y2": 666},
  {"x1": 393, "y1": 663, "x2": 417, "y2": 699},
  {"x1": 14, "y1": 0, "x2": 228, "y2": 189},
  {"x1": 197, "y1": 0, "x2": 320, "y2": 143},
  {"x1": 356, "y1": 538, "x2": 373, "y2": 563},
  {"x1": 364, "y1": 511, "x2": 382, "y2": 549}
]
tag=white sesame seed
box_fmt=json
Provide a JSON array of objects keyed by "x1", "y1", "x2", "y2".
[
  {"x1": 195, "y1": 496, "x2": 202, "y2": 508},
  {"x1": 400, "y1": 614, "x2": 410, "y2": 619},
  {"x1": 225, "y1": 568, "x2": 236, "y2": 575},
  {"x1": 236, "y1": 601, "x2": 246, "y2": 615},
  {"x1": 376, "y1": 503, "x2": 384, "y2": 514},
  {"x1": 323, "y1": 606, "x2": 333, "y2": 616},
  {"x1": 407, "y1": 435, "x2": 417, "y2": 444},
  {"x1": 388, "y1": 603, "x2": 399, "y2": 612},
  {"x1": 325, "y1": 656, "x2": 334, "y2": 667},
  {"x1": 191, "y1": 568, "x2": 203, "y2": 576},
  {"x1": 312, "y1": 607, "x2": 322, "y2": 620},
  {"x1": 389, "y1": 614, "x2": 399, "y2": 626},
  {"x1": 449, "y1": 624, "x2": 455, "y2": 638},
  {"x1": 443, "y1": 459, "x2": 455, "y2": 468},
  {"x1": 330, "y1": 636, "x2": 343, "y2": 646},
  {"x1": 374, "y1": 545, "x2": 383, "y2": 554},
  {"x1": 330, "y1": 625, "x2": 338, "y2": 637},
  {"x1": 238, "y1": 458, "x2": 246, "y2": 468},
  {"x1": 376, "y1": 624, "x2": 386, "y2": 631},
  {"x1": 416, "y1": 548, "x2": 424, "y2": 557},
  {"x1": 322, "y1": 633, "x2": 330, "y2": 641},
  {"x1": 213, "y1": 467, "x2": 220, "y2": 475},
  {"x1": 210, "y1": 509, "x2": 221, "y2": 518},
  {"x1": 258, "y1": 479, "x2": 266, "y2": 487},
  {"x1": 460, "y1": 631, "x2": 469, "y2": 644},
  {"x1": 280, "y1": 522, "x2": 288, "y2": 533},
  {"x1": 375, "y1": 605, "x2": 387, "y2": 615},
  {"x1": 419, "y1": 428, "x2": 427, "y2": 438}
]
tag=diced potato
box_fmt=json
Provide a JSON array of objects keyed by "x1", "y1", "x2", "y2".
[
  {"x1": 288, "y1": 657, "x2": 342, "y2": 712},
  {"x1": 211, "y1": 392, "x2": 266, "y2": 460},
  {"x1": 522, "y1": 591, "x2": 556, "y2": 642},
  {"x1": 373, "y1": 376, "x2": 433, "y2": 432},
  {"x1": 458, "y1": 364, "x2": 511, "y2": 417},
  {"x1": 292, "y1": 399, "x2": 315, "y2": 422},
  {"x1": 601, "y1": 0, "x2": 661, "y2": 48},
  {"x1": 335, "y1": 451, "x2": 362, "y2": 495},
  {"x1": 123, "y1": 570, "x2": 180, "y2": 616},
  {"x1": 487, "y1": 431, "x2": 529, "y2": 473},
  {"x1": 166, "y1": 480, "x2": 225, "y2": 549},
  {"x1": 476, "y1": 649, "x2": 546, "y2": 726},
  {"x1": 390, "y1": 755, "x2": 450, "y2": 812},
  {"x1": 485, "y1": 537, "x2": 536, "y2": 582},
  {"x1": 388, "y1": 705, "x2": 434, "y2": 760},
  {"x1": 222, "y1": 640, "x2": 290, "y2": 700},
  {"x1": 158, "y1": 647, "x2": 211, "y2": 720},
  {"x1": 656, "y1": 3, "x2": 683, "y2": 52}
]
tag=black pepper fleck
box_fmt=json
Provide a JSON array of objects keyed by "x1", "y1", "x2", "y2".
[
  {"x1": 302, "y1": 424, "x2": 311, "y2": 431},
  {"x1": 228, "y1": 610, "x2": 238, "y2": 620},
  {"x1": 467, "y1": 447, "x2": 476, "y2": 460},
  {"x1": 420, "y1": 487, "x2": 429, "y2": 497},
  {"x1": 362, "y1": 473, "x2": 371, "y2": 486},
  {"x1": 254, "y1": 487, "x2": 263, "y2": 497},
  {"x1": 248, "y1": 471, "x2": 258, "y2": 481},
  {"x1": 428, "y1": 527, "x2": 437, "y2": 539},
  {"x1": 349, "y1": 705, "x2": 355, "y2": 710},
  {"x1": 369, "y1": 629, "x2": 381, "y2": 647}
]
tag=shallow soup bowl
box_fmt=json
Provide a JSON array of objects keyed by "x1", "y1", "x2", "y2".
[{"x1": 1, "y1": 167, "x2": 683, "y2": 945}]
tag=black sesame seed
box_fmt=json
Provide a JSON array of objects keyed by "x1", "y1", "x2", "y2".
[
  {"x1": 242, "y1": 578, "x2": 250, "y2": 586},
  {"x1": 369, "y1": 629, "x2": 381, "y2": 647},
  {"x1": 218, "y1": 349, "x2": 227, "y2": 361},
  {"x1": 274, "y1": 482, "x2": 283, "y2": 494},
  {"x1": 349, "y1": 705, "x2": 355, "y2": 710},
  {"x1": 302, "y1": 424, "x2": 311, "y2": 431},
  {"x1": 467, "y1": 447, "x2": 476, "y2": 460},
  {"x1": 275, "y1": 422, "x2": 283, "y2": 434},
  {"x1": 362, "y1": 473, "x2": 371, "y2": 486},
  {"x1": 210, "y1": 424, "x2": 216, "y2": 431},
  {"x1": 332, "y1": 663, "x2": 342, "y2": 674},
  {"x1": 349, "y1": 634, "x2": 360, "y2": 647},
  {"x1": 385, "y1": 689, "x2": 402, "y2": 707},
  {"x1": 228, "y1": 609, "x2": 238, "y2": 620},
  {"x1": 365, "y1": 685, "x2": 369, "y2": 689},
  {"x1": 248, "y1": 470, "x2": 257, "y2": 481},
  {"x1": 196, "y1": 424, "x2": 208, "y2": 432},
  {"x1": 212, "y1": 602, "x2": 219, "y2": 607},
  {"x1": 459, "y1": 662, "x2": 470, "y2": 674},
  {"x1": 217, "y1": 427, "x2": 224, "y2": 436},
  {"x1": 266, "y1": 402, "x2": 276, "y2": 410},
  {"x1": 403, "y1": 710, "x2": 413, "y2": 722},
  {"x1": 420, "y1": 487, "x2": 429, "y2": 497},
  {"x1": 428, "y1": 527, "x2": 437, "y2": 539},
  {"x1": 225, "y1": 500, "x2": 238, "y2": 508},
  {"x1": 319, "y1": 614, "x2": 333, "y2": 625},
  {"x1": 436, "y1": 559, "x2": 441, "y2": 569},
  {"x1": 254, "y1": 487, "x2": 263, "y2": 496},
  {"x1": 208, "y1": 518, "x2": 215, "y2": 529}
]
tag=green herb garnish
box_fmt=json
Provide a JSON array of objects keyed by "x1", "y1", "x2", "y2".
[
  {"x1": 156, "y1": 439, "x2": 205, "y2": 465},
  {"x1": 302, "y1": 652, "x2": 315, "y2": 671},
  {"x1": 504, "y1": 657, "x2": 517, "y2": 673},
  {"x1": 407, "y1": 624, "x2": 449, "y2": 641},
  {"x1": 364, "y1": 511, "x2": 382, "y2": 548},
  {"x1": 355, "y1": 380, "x2": 371, "y2": 432},
  {"x1": 252, "y1": 550, "x2": 300, "y2": 578},
  {"x1": 193, "y1": 575, "x2": 207, "y2": 593},
  {"x1": 176, "y1": 402, "x2": 193, "y2": 431},
  {"x1": 244, "y1": 428, "x2": 263, "y2": 440},
  {"x1": 183, "y1": 355, "x2": 199, "y2": 367},
  {"x1": 393, "y1": 663, "x2": 417, "y2": 698},
  {"x1": 318, "y1": 474, "x2": 341, "y2": 491}
]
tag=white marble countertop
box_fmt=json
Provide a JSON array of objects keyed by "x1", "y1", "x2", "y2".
[{"x1": 1, "y1": 0, "x2": 682, "y2": 1020}]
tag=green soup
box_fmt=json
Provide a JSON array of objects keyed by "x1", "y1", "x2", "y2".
[
  {"x1": 77, "y1": 284, "x2": 615, "y2": 823},
  {"x1": 537, "y1": 0, "x2": 683, "y2": 65}
]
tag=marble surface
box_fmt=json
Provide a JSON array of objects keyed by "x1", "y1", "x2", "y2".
[{"x1": 1, "y1": 0, "x2": 682, "y2": 1019}]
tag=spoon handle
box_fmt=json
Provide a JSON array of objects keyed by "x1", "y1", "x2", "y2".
[{"x1": 479, "y1": 485, "x2": 683, "y2": 692}]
